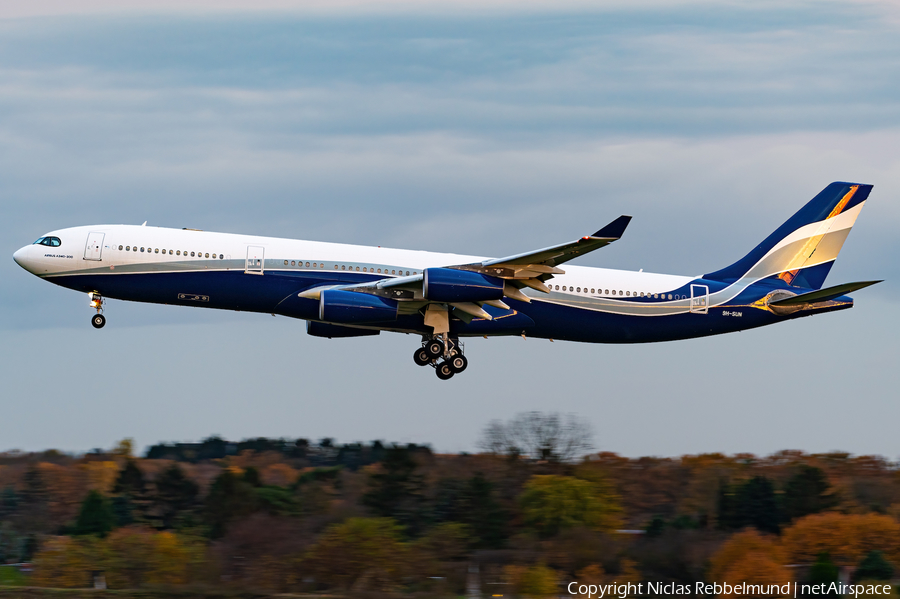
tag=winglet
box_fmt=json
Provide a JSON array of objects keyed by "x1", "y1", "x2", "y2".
[{"x1": 592, "y1": 215, "x2": 632, "y2": 239}]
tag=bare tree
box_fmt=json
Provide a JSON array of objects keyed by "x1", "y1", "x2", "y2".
[{"x1": 478, "y1": 411, "x2": 594, "y2": 462}]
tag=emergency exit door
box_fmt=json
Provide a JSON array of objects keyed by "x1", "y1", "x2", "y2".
[
  {"x1": 245, "y1": 246, "x2": 264, "y2": 274},
  {"x1": 83, "y1": 232, "x2": 105, "y2": 261},
  {"x1": 690, "y1": 284, "x2": 709, "y2": 314}
]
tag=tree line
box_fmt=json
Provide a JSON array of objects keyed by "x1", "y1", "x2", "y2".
[{"x1": 0, "y1": 414, "x2": 898, "y2": 596}]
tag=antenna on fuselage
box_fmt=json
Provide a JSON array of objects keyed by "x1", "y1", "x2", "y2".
[{"x1": 141, "y1": 221, "x2": 147, "y2": 226}]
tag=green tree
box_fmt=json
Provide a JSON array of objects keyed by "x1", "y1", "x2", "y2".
[
  {"x1": 519, "y1": 475, "x2": 619, "y2": 537},
  {"x1": 783, "y1": 466, "x2": 836, "y2": 521},
  {"x1": 718, "y1": 476, "x2": 781, "y2": 533},
  {"x1": 243, "y1": 466, "x2": 262, "y2": 487},
  {"x1": 204, "y1": 469, "x2": 257, "y2": 538},
  {"x1": 363, "y1": 446, "x2": 425, "y2": 534},
  {"x1": 154, "y1": 463, "x2": 199, "y2": 529},
  {"x1": 113, "y1": 459, "x2": 147, "y2": 497},
  {"x1": 854, "y1": 550, "x2": 894, "y2": 581},
  {"x1": 73, "y1": 490, "x2": 115, "y2": 537},
  {"x1": 806, "y1": 553, "x2": 840, "y2": 596}
]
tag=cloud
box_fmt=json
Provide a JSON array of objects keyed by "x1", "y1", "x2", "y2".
[{"x1": 1, "y1": 4, "x2": 898, "y2": 455}]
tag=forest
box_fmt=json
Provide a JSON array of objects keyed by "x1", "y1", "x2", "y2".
[{"x1": 0, "y1": 412, "x2": 898, "y2": 597}]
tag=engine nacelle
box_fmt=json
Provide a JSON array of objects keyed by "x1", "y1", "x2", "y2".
[
  {"x1": 423, "y1": 268, "x2": 504, "y2": 302},
  {"x1": 307, "y1": 321, "x2": 381, "y2": 338},
  {"x1": 319, "y1": 289, "x2": 398, "y2": 324}
]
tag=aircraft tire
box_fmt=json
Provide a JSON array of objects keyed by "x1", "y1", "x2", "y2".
[
  {"x1": 435, "y1": 361, "x2": 454, "y2": 380},
  {"x1": 91, "y1": 314, "x2": 106, "y2": 329},
  {"x1": 448, "y1": 354, "x2": 468, "y2": 373},
  {"x1": 413, "y1": 348, "x2": 432, "y2": 366},
  {"x1": 425, "y1": 339, "x2": 444, "y2": 359}
]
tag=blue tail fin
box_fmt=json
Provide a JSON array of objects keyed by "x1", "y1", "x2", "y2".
[{"x1": 705, "y1": 182, "x2": 872, "y2": 289}]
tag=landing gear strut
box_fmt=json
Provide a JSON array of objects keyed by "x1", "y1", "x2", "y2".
[
  {"x1": 413, "y1": 334, "x2": 467, "y2": 380},
  {"x1": 89, "y1": 292, "x2": 106, "y2": 329}
]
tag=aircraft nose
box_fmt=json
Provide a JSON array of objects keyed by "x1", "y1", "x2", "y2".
[{"x1": 13, "y1": 246, "x2": 31, "y2": 270}]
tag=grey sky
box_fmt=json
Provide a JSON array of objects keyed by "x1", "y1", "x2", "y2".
[{"x1": 1, "y1": 1, "x2": 898, "y2": 457}]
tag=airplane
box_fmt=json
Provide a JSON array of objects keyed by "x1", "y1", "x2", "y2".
[{"x1": 13, "y1": 181, "x2": 880, "y2": 380}]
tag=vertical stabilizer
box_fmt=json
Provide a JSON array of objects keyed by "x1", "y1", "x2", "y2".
[{"x1": 705, "y1": 182, "x2": 872, "y2": 289}]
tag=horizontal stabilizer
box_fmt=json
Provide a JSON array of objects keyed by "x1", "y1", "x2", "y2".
[{"x1": 768, "y1": 280, "x2": 882, "y2": 306}]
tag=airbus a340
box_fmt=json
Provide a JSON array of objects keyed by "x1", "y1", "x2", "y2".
[{"x1": 14, "y1": 182, "x2": 879, "y2": 379}]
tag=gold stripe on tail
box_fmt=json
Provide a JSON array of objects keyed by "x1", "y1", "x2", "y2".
[{"x1": 778, "y1": 185, "x2": 858, "y2": 285}]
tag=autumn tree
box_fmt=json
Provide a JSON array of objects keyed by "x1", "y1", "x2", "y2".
[
  {"x1": 302, "y1": 517, "x2": 407, "y2": 591},
  {"x1": 519, "y1": 475, "x2": 621, "y2": 537},
  {"x1": 782, "y1": 513, "x2": 900, "y2": 567},
  {"x1": 708, "y1": 529, "x2": 790, "y2": 594},
  {"x1": 31, "y1": 536, "x2": 98, "y2": 588}
]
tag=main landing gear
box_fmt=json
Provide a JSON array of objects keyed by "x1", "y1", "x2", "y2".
[
  {"x1": 413, "y1": 334, "x2": 468, "y2": 380},
  {"x1": 89, "y1": 292, "x2": 106, "y2": 329}
]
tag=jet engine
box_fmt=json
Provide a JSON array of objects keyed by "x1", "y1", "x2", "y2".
[
  {"x1": 319, "y1": 289, "x2": 398, "y2": 323},
  {"x1": 423, "y1": 268, "x2": 504, "y2": 302}
]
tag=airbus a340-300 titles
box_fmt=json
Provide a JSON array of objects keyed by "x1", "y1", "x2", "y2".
[{"x1": 14, "y1": 182, "x2": 880, "y2": 380}]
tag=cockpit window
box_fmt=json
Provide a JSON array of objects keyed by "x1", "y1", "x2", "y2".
[{"x1": 33, "y1": 237, "x2": 61, "y2": 247}]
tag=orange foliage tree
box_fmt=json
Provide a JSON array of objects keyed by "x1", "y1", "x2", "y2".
[
  {"x1": 708, "y1": 530, "x2": 791, "y2": 596},
  {"x1": 782, "y1": 512, "x2": 900, "y2": 566}
]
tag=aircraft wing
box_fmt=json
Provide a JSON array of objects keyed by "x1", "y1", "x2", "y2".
[
  {"x1": 299, "y1": 215, "x2": 632, "y2": 307},
  {"x1": 447, "y1": 215, "x2": 632, "y2": 296}
]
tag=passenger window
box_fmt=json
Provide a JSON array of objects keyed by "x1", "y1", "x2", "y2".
[
  {"x1": 176, "y1": 250, "x2": 180, "y2": 255},
  {"x1": 306, "y1": 262, "x2": 310, "y2": 267},
  {"x1": 668, "y1": 294, "x2": 672, "y2": 300},
  {"x1": 126, "y1": 246, "x2": 130, "y2": 251},
  {"x1": 356, "y1": 266, "x2": 360, "y2": 271},
  {"x1": 205, "y1": 253, "x2": 209, "y2": 258},
  {"x1": 576, "y1": 287, "x2": 581, "y2": 292},
  {"x1": 140, "y1": 247, "x2": 145, "y2": 252},
  {"x1": 284, "y1": 260, "x2": 288, "y2": 265},
  {"x1": 392, "y1": 270, "x2": 396, "y2": 275},
  {"x1": 190, "y1": 251, "x2": 195, "y2": 257},
  {"x1": 118, "y1": 245, "x2": 123, "y2": 250},
  {"x1": 219, "y1": 254, "x2": 224, "y2": 259}
]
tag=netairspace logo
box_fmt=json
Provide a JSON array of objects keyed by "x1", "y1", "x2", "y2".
[{"x1": 567, "y1": 582, "x2": 896, "y2": 598}]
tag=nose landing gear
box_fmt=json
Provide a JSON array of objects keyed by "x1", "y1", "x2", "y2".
[
  {"x1": 413, "y1": 334, "x2": 467, "y2": 380},
  {"x1": 89, "y1": 292, "x2": 106, "y2": 329}
]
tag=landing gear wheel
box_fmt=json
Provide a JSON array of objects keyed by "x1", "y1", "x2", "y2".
[
  {"x1": 413, "y1": 348, "x2": 432, "y2": 366},
  {"x1": 448, "y1": 354, "x2": 468, "y2": 373},
  {"x1": 425, "y1": 339, "x2": 444, "y2": 359},
  {"x1": 91, "y1": 314, "x2": 106, "y2": 329},
  {"x1": 436, "y1": 361, "x2": 455, "y2": 380}
]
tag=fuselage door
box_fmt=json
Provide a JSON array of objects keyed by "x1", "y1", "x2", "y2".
[
  {"x1": 690, "y1": 284, "x2": 709, "y2": 314},
  {"x1": 83, "y1": 232, "x2": 105, "y2": 261},
  {"x1": 245, "y1": 246, "x2": 264, "y2": 274}
]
